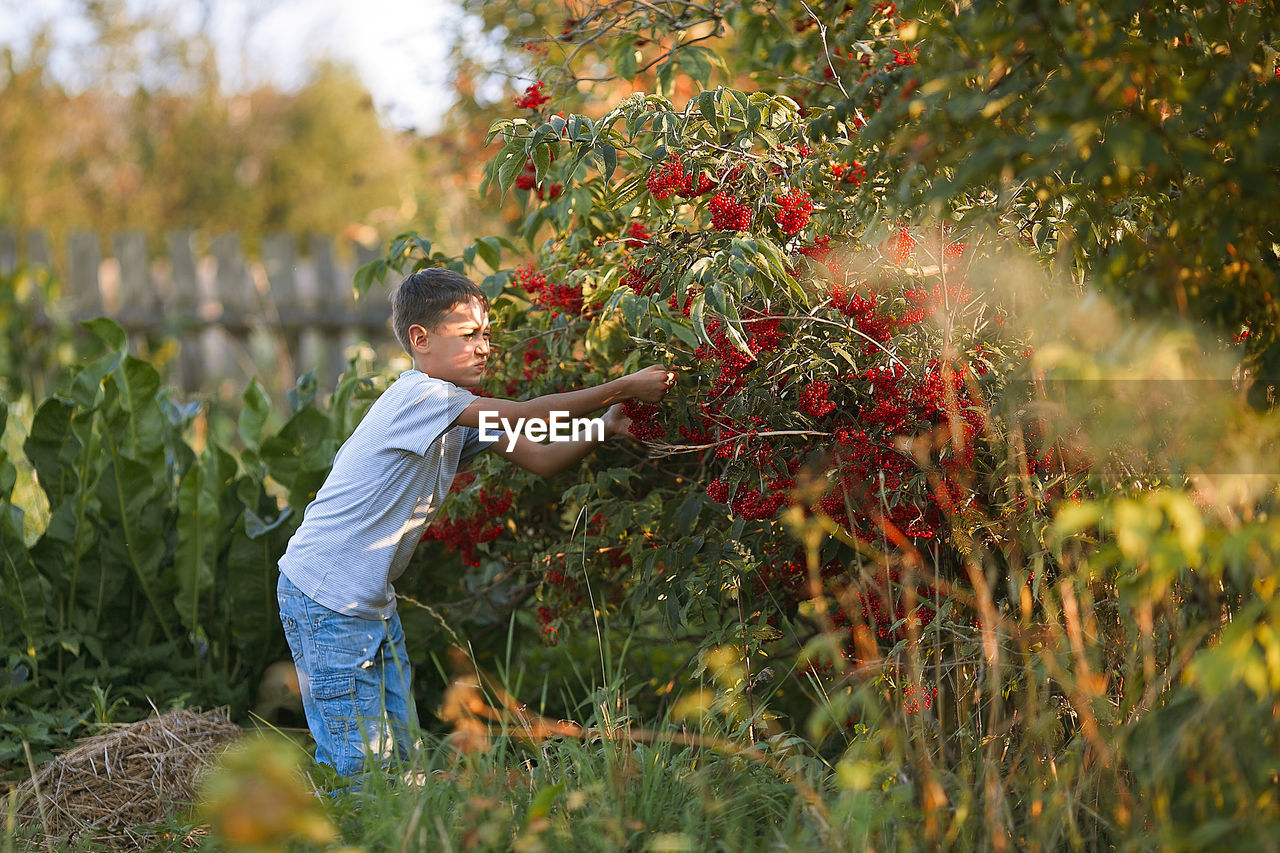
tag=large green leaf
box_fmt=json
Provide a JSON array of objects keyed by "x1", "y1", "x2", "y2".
[
  {"x1": 174, "y1": 450, "x2": 225, "y2": 637},
  {"x1": 24, "y1": 397, "x2": 79, "y2": 509},
  {"x1": 260, "y1": 407, "x2": 336, "y2": 513}
]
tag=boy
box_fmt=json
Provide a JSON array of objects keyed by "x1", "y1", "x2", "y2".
[{"x1": 276, "y1": 268, "x2": 673, "y2": 782}]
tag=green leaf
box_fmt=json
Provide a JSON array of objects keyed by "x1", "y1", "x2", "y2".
[
  {"x1": 673, "y1": 494, "x2": 703, "y2": 536},
  {"x1": 288, "y1": 371, "x2": 318, "y2": 413},
  {"x1": 679, "y1": 46, "x2": 713, "y2": 86},
  {"x1": 81, "y1": 317, "x2": 127, "y2": 353},
  {"x1": 670, "y1": 323, "x2": 698, "y2": 348},
  {"x1": 532, "y1": 142, "x2": 552, "y2": 186},
  {"x1": 617, "y1": 42, "x2": 638, "y2": 81},
  {"x1": 479, "y1": 272, "x2": 509, "y2": 300},
  {"x1": 526, "y1": 782, "x2": 566, "y2": 823},
  {"x1": 239, "y1": 379, "x2": 271, "y2": 452},
  {"x1": 68, "y1": 351, "x2": 121, "y2": 409},
  {"x1": 354, "y1": 258, "x2": 387, "y2": 296},
  {"x1": 261, "y1": 408, "x2": 336, "y2": 514},
  {"x1": 245, "y1": 504, "x2": 294, "y2": 540},
  {"x1": 691, "y1": 291, "x2": 710, "y2": 345},
  {"x1": 495, "y1": 137, "x2": 529, "y2": 199},
  {"x1": 698, "y1": 89, "x2": 718, "y2": 124},
  {"x1": 598, "y1": 144, "x2": 618, "y2": 181},
  {"x1": 174, "y1": 451, "x2": 222, "y2": 636},
  {"x1": 24, "y1": 398, "x2": 78, "y2": 509},
  {"x1": 104, "y1": 357, "x2": 165, "y2": 458},
  {"x1": 595, "y1": 468, "x2": 636, "y2": 494},
  {"x1": 620, "y1": 291, "x2": 648, "y2": 330},
  {"x1": 476, "y1": 236, "x2": 502, "y2": 272},
  {"x1": 96, "y1": 450, "x2": 173, "y2": 643}
]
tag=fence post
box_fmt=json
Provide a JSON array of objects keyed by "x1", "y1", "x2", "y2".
[
  {"x1": 0, "y1": 228, "x2": 15, "y2": 275},
  {"x1": 309, "y1": 235, "x2": 352, "y2": 387},
  {"x1": 262, "y1": 233, "x2": 302, "y2": 387},
  {"x1": 20, "y1": 229, "x2": 53, "y2": 331},
  {"x1": 112, "y1": 230, "x2": 158, "y2": 348},
  {"x1": 25, "y1": 230, "x2": 51, "y2": 270},
  {"x1": 67, "y1": 230, "x2": 103, "y2": 321},
  {"x1": 210, "y1": 234, "x2": 257, "y2": 390},
  {"x1": 168, "y1": 230, "x2": 203, "y2": 392}
]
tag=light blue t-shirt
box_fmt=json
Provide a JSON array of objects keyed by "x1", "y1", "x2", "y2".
[{"x1": 278, "y1": 370, "x2": 493, "y2": 618}]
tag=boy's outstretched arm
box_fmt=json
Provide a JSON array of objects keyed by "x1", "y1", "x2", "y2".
[
  {"x1": 488, "y1": 402, "x2": 634, "y2": 476},
  {"x1": 454, "y1": 365, "x2": 674, "y2": 477}
]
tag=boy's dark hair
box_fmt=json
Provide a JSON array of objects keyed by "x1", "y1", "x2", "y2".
[{"x1": 390, "y1": 268, "x2": 487, "y2": 352}]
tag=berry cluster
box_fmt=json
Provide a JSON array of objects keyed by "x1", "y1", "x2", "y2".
[
  {"x1": 645, "y1": 155, "x2": 687, "y2": 198},
  {"x1": 421, "y1": 486, "x2": 515, "y2": 567},
  {"x1": 831, "y1": 161, "x2": 866, "y2": 185},
  {"x1": 645, "y1": 155, "x2": 716, "y2": 199},
  {"x1": 514, "y1": 159, "x2": 562, "y2": 199},
  {"x1": 514, "y1": 264, "x2": 583, "y2": 316},
  {"x1": 621, "y1": 257, "x2": 659, "y2": 295},
  {"x1": 709, "y1": 191, "x2": 753, "y2": 231},
  {"x1": 521, "y1": 345, "x2": 547, "y2": 381},
  {"x1": 798, "y1": 380, "x2": 837, "y2": 418},
  {"x1": 625, "y1": 222, "x2": 651, "y2": 248},
  {"x1": 883, "y1": 226, "x2": 916, "y2": 264},
  {"x1": 667, "y1": 284, "x2": 698, "y2": 317},
  {"x1": 515, "y1": 161, "x2": 536, "y2": 192},
  {"x1": 731, "y1": 486, "x2": 786, "y2": 520},
  {"x1": 514, "y1": 81, "x2": 551, "y2": 109},
  {"x1": 774, "y1": 188, "x2": 814, "y2": 236},
  {"x1": 853, "y1": 569, "x2": 938, "y2": 641},
  {"x1": 902, "y1": 683, "x2": 939, "y2": 714},
  {"x1": 692, "y1": 312, "x2": 786, "y2": 401},
  {"x1": 797, "y1": 235, "x2": 832, "y2": 261},
  {"x1": 622, "y1": 399, "x2": 666, "y2": 441},
  {"x1": 536, "y1": 554, "x2": 588, "y2": 645},
  {"x1": 750, "y1": 548, "x2": 842, "y2": 599},
  {"x1": 811, "y1": 355, "x2": 986, "y2": 544},
  {"x1": 830, "y1": 283, "x2": 893, "y2": 354},
  {"x1": 899, "y1": 280, "x2": 974, "y2": 327},
  {"x1": 890, "y1": 48, "x2": 918, "y2": 67},
  {"x1": 535, "y1": 605, "x2": 560, "y2": 644},
  {"x1": 705, "y1": 478, "x2": 730, "y2": 503}
]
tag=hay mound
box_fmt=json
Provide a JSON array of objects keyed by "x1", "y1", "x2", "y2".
[{"x1": 15, "y1": 706, "x2": 242, "y2": 849}]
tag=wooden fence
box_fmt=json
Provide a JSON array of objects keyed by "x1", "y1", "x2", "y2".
[{"x1": 0, "y1": 228, "x2": 397, "y2": 393}]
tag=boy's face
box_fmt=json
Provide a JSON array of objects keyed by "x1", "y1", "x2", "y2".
[{"x1": 409, "y1": 298, "x2": 491, "y2": 388}]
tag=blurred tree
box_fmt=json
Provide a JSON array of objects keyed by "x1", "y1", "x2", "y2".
[{"x1": 0, "y1": 2, "x2": 416, "y2": 253}]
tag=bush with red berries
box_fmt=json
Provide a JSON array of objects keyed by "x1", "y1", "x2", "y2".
[{"x1": 400, "y1": 85, "x2": 1078, "y2": 697}]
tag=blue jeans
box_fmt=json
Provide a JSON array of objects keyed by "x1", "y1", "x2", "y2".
[{"x1": 276, "y1": 573, "x2": 418, "y2": 782}]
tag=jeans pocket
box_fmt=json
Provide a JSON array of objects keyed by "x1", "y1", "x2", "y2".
[{"x1": 311, "y1": 672, "x2": 357, "y2": 737}]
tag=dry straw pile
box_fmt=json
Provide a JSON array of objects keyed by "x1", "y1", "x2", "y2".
[{"x1": 13, "y1": 706, "x2": 241, "y2": 849}]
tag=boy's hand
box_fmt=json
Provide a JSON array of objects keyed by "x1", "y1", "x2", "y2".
[
  {"x1": 626, "y1": 365, "x2": 677, "y2": 403},
  {"x1": 602, "y1": 403, "x2": 630, "y2": 438}
]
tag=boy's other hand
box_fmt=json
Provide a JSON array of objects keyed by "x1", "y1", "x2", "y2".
[
  {"x1": 602, "y1": 403, "x2": 630, "y2": 438},
  {"x1": 627, "y1": 365, "x2": 677, "y2": 403}
]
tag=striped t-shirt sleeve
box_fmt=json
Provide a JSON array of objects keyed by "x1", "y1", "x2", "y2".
[{"x1": 460, "y1": 425, "x2": 498, "y2": 464}]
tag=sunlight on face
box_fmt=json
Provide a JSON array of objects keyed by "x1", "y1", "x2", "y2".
[{"x1": 414, "y1": 299, "x2": 490, "y2": 387}]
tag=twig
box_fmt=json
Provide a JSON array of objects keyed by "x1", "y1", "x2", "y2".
[
  {"x1": 21, "y1": 740, "x2": 54, "y2": 852},
  {"x1": 642, "y1": 428, "x2": 832, "y2": 458}
]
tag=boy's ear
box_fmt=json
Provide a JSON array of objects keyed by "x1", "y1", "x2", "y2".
[{"x1": 408, "y1": 323, "x2": 430, "y2": 351}]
